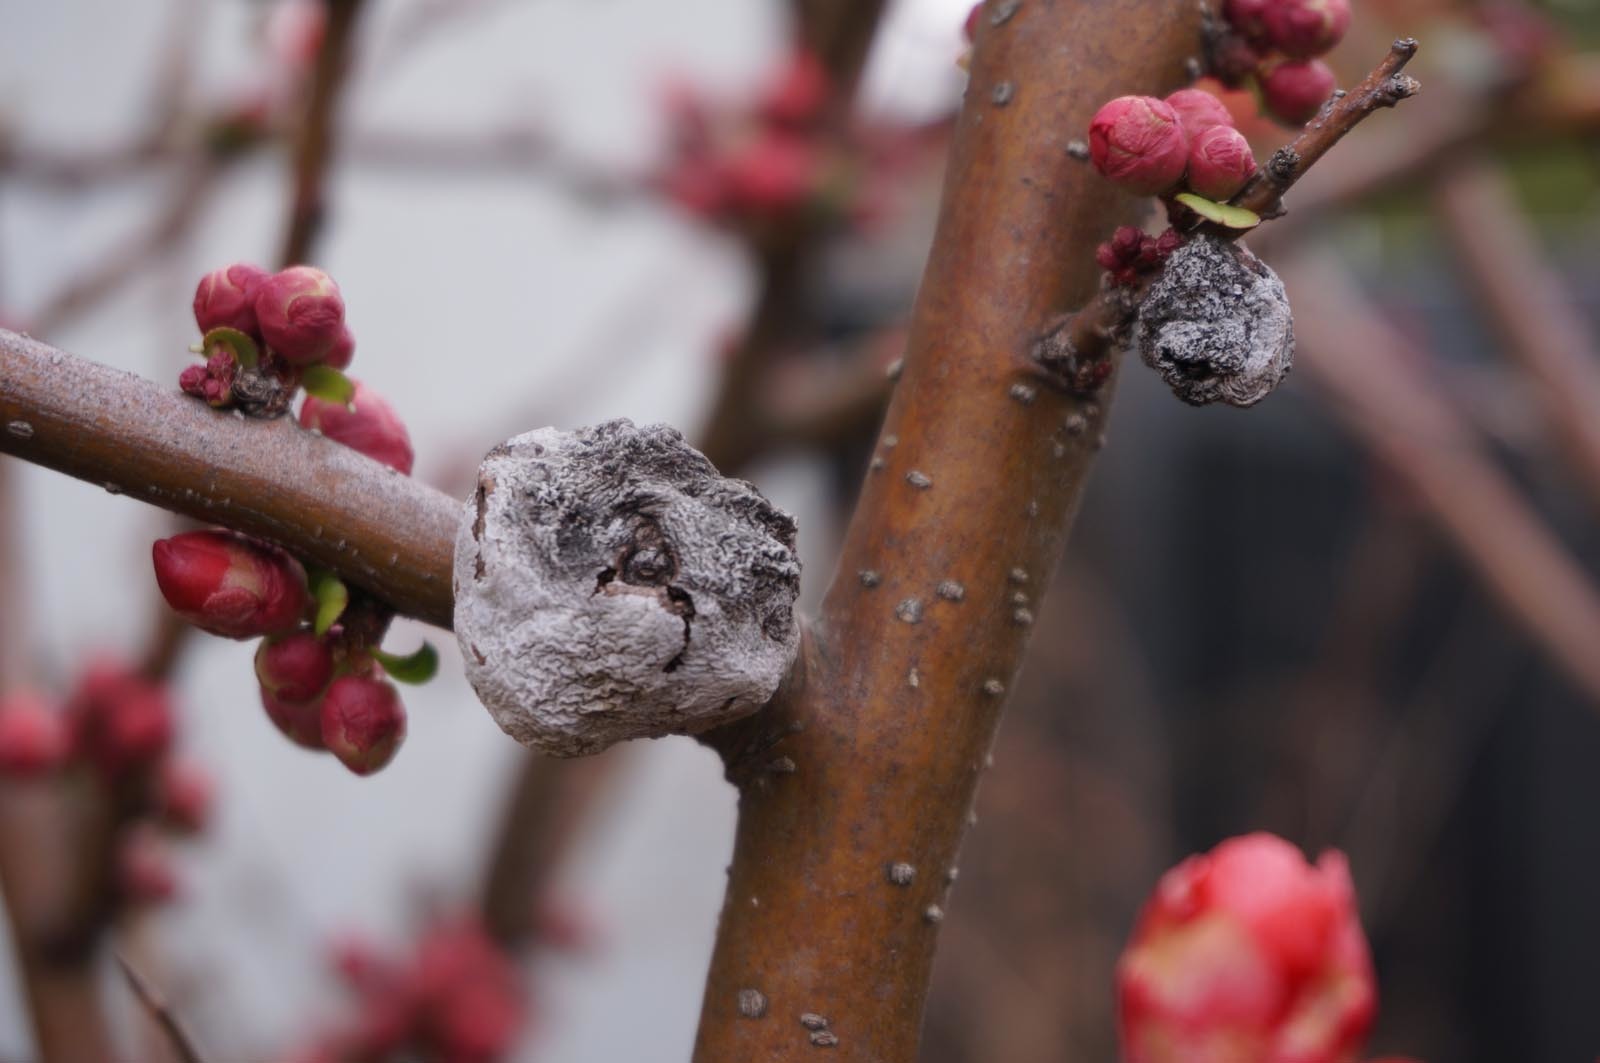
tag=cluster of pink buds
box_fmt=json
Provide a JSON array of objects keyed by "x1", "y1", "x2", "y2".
[
  {"x1": 284, "y1": 916, "x2": 530, "y2": 1063},
  {"x1": 164, "y1": 266, "x2": 427, "y2": 775},
  {"x1": 182, "y1": 262, "x2": 353, "y2": 417},
  {"x1": 1096, "y1": 226, "x2": 1184, "y2": 288},
  {"x1": 659, "y1": 50, "x2": 858, "y2": 230},
  {"x1": 1117, "y1": 833, "x2": 1419, "y2": 1063},
  {"x1": 0, "y1": 659, "x2": 213, "y2": 909},
  {"x1": 1089, "y1": 88, "x2": 1259, "y2": 203},
  {"x1": 1212, "y1": 0, "x2": 1349, "y2": 124}
]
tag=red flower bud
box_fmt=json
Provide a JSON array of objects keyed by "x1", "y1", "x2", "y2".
[
  {"x1": 1210, "y1": 33, "x2": 1265, "y2": 89},
  {"x1": 414, "y1": 918, "x2": 526, "y2": 1059},
  {"x1": 153, "y1": 530, "x2": 311, "y2": 639},
  {"x1": 1088, "y1": 96, "x2": 1190, "y2": 196},
  {"x1": 1164, "y1": 88, "x2": 1236, "y2": 142},
  {"x1": 300, "y1": 381, "x2": 415, "y2": 475},
  {"x1": 257, "y1": 632, "x2": 336, "y2": 704},
  {"x1": 758, "y1": 50, "x2": 830, "y2": 128},
  {"x1": 1260, "y1": 59, "x2": 1338, "y2": 125},
  {"x1": 1186, "y1": 124, "x2": 1257, "y2": 201},
  {"x1": 193, "y1": 263, "x2": 270, "y2": 336},
  {"x1": 1262, "y1": 0, "x2": 1351, "y2": 59},
  {"x1": 255, "y1": 266, "x2": 346, "y2": 366},
  {"x1": 722, "y1": 132, "x2": 823, "y2": 215},
  {"x1": 321, "y1": 675, "x2": 406, "y2": 776},
  {"x1": 65, "y1": 662, "x2": 175, "y2": 777},
  {"x1": 118, "y1": 827, "x2": 180, "y2": 906},
  {"x1": 156, "y1": 758, "x2": 214, "y2": 835},
  {"x1": 261, "y1": 686, "x2": 327, "y2": 750},
  {"x1": 1117, "y1": 833, "x2": 1376, "y2": 1063},
  {"x1": 0, "y1": 692, "x2": 71, "y2": 777}
]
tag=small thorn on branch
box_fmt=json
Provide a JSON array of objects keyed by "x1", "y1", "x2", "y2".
[{"x1": 115, "y1": 951, "x2": 208, "y2": 1063}]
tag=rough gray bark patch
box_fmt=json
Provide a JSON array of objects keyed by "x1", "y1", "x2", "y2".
[
  {"x1": 453, "y1": 420, "x2": 802, "y2": 756},
  {"x1": 1136, "y1": 236, "x2": 1295, "y2": 408}
]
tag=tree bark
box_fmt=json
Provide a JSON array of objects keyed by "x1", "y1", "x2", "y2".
[{"x1": 692, "y1": 2, "x2": 1201, "y2": 1058}]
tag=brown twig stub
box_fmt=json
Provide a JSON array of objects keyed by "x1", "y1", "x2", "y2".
[
  {"x1": 0, "y1": 329, "x2": 458, "y2": 628},
  {"x1": 692, "y1": 1, "x2": 1200, "y2": 1058},
  {"x1": 115, "y1": 951, "x2": 208, "y2": 1063}
]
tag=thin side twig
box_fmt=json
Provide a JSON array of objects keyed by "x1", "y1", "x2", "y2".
[{"x1": 115, "y1": 951, "x2": 208, "y2": 1063}]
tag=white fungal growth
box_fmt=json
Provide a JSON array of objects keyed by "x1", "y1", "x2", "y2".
[
  {"x1": 1136, "y1": 236, "x2": 1294, "y2": 408},
  {"x1": 453, "y1": 420, "x2": 802, "y2": 757}
]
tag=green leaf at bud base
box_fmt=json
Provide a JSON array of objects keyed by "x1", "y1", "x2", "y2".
[
  {"x1": 371, "y1": 642, "x2": 440, "y2": 685},
  {"x1": 301, "y1": 365, "x2": 356, "y2": 407}
]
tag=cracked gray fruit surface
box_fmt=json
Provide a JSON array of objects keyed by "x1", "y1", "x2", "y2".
[
  {"x1": 1136, "y1": 235, "x2": 1295, "y2": 408},
  {"x1": 453, "y1": 420, "x2": 802, "y2": 756}
]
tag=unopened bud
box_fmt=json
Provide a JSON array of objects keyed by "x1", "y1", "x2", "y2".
[
  {"x1": 1222, "y1": 0, "x2": 1271, "y2": 40},
  {"x1": 255, "y1": 266, "x2": 346, "y2": 366},
  {"x1": 178, "y1": 351, "x2": 238, "y2": 408},
  {"x1": 193, "y1": 263, "x2": 270, "y2": 336},
  {"x1": 1260, "y1": 59, "x2": 1338, "y2": 125},
  {"x1": 0, "y1": 692, "x2": 71, "y2": 777},
  {"x1": 153, "y1": 530, "x2": 311, "y2": 639},
  {"x1": 156, "y1": 758, "x2": 214, "y2": 835},
  {"x1": 963, "y1": 3, "x2": 981, "y2": 41},
  {"x1": 1164, "y1": 88, "x2": 1236, "y2": 142},
  {"x1": 256, "y1": 632, "x2": 337, "y2": 704},
  {"x1": 300, "y1": 381, "x2": 415, "y2": 475},
  {"x1": 321, "y1": 675, "x2": 406, "y2": 776},
  {"x1": 1088, "y1": 96, "x2": 1190, "y2": 196},
  {"x1": 324, "y1": 325, "x2": 355, "y2": 371},
  {"x1": 1263, "y1": 0, "x2": 1351, "y2": 59},
  {"x1": 723, "y1": 132, "x2": 823, "y2": 215},
  {"x1": 118, "y1": 827, "x2": 180, "y2": 906},
  {"x1": 1186, "y1": 125, "x2": 1258, "y2": 201},
  {"x1": 261, "y1": 686, "x2": 328, "y2": 750},
  {"x1": 758, "y1": 50, "x2": 830, "y2": 128},
  {"x1": 66, "y1": 662, "x2": 175, "y2": 777}
]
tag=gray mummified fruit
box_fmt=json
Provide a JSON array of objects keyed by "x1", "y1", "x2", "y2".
[
  {"x1": 1136, "y1": 235, "x2": 1295, "y2": 407},
  {"x1": 454, "y1": 420, "x2": 802, "y2": 757}
]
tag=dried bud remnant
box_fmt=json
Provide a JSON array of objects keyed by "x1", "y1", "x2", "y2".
[
  {"x1": 1136, "y1": 236, "x2": 1294, "y2": 408},
  {"x1": 455, "y1": 420, "x2": 802, "y2": 757}
]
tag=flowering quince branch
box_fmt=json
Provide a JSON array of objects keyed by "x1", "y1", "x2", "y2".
[
  {"x1": 114, "y1": 950, "x2": 209, "y2": 1063},
  {"x1": 1039, "y1": 37, "x2": 1421, "y2": 402}
]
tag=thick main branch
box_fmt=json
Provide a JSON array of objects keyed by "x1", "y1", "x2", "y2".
[
  {"x1": 0, "y1": 329, "x2": 457, "y2": 628},
  {"x1": 693, "y1": 2, "x2": 1201, "y2": 1058}
]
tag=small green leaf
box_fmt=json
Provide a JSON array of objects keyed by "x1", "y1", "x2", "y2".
[
  {"x1": 301, "y1": 366, "x2": 356, "y2": 407},
  {"x1": 202, "y1": 327, "x2": 259, "y2": 369},
  {"x1": 372, "y1": 642, "x2": 439, "y2": 685},
  {"x1": 1175, "y1": 193, "x2": 1261, "y2": 230},
  {"x1": 309, "y1": 570, "x2": 349, "y2": 636}
]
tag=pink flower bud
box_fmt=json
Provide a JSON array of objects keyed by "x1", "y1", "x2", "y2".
[
  {"x1": 1164, "y1": 88, "x2": 1235, "y2": 142},
  {"x1": 1088, "y1": 96, "x2": 1190, "y2": 196},
  {"x1": 0, "y1": 692, "x2": 71, "y2": 777},
  {"x1": 256, "y1": 632, "x2": 336, "y2": 704},
  {"x1": 414, "y1": 918, "x2": 526, "y2": 1059},
  {"x1": 723, "y1": 132, "x2": 823, "y2": 215},
  {"x1": 178, "y1": 350, "x2": 238, "y2": 408},
  {"x1": 1263, "y1": 0, "x2": 1351, "y2": 59},
  {"x1": 193, "y1": 263, "x2": 270, "y2": 336},
  {"x1": 320, "y1": 675, "x2": 406, "y2": 775},
  {"x1": 153, "y1": 530, "x2": 311, "y2": 639},
  {"x1": 1117, "y1": 833, "x2": 1376, "y2": 1063},
  {"x1": 255, "y1": 266, "x2": 346, "y2": 366},
  {"x1": 156, "y1": 758, "x2": 214, "y2": 835},
  {"x1": 758, "y1": 50, "x2": 830, "y2": 129},
  {"x1": 65, "y1": 662, "x2": 175, "y2": 777},
  {"x1": 1261, "y1": 59, "x2": 1338, "y2": 125},
  {"x1": 324, "y1": 325, "x2": 355, "y2": 371},
  {"x1": 300, "y1": 381, "x2": 415, "y2": 475},
  {"x1": 1186, "y1": 124, "x2": 1257, "y2": 200},
  {"x1": 1210, "y1": 33, "x2": 1265, "y2": 88},
  {"x1": 117, "y1": 828, "x2": 180, "y2": 906},
  {"x1": 261, "y1": 686, "x2": 327, "y2": 750}
]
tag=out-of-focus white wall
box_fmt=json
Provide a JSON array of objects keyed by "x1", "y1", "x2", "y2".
[{"x1": 0, "y1": 0, "x2": 968, "y2": 1058}]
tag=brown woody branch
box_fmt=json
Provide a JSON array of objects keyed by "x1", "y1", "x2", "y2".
[
  {"x1": 0, "y1": 329, "x2": 458, "y2": 628},
  {"x1": 1045, "y1": 39, "x2": 1421, "y2": 373},
  {"x1": 691, "y1": 1, "x2": 1200, "y2": 1057},
  {"x1": 115, "y1": 951, "x2": 208, "y2": 1063}
]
